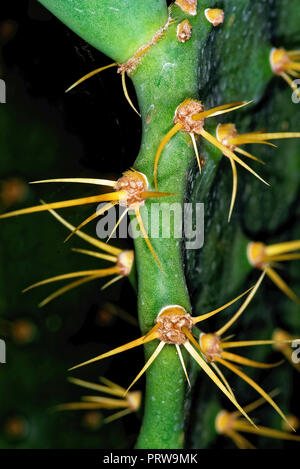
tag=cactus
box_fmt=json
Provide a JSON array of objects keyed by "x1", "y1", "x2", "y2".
[{"x1": 1, "y1": 0, "x2": 300, "y2": 449}]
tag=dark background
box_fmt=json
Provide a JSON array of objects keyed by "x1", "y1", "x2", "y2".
[{"x1": 0, "y1": 0, "x2": 144, "y2": 449}]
